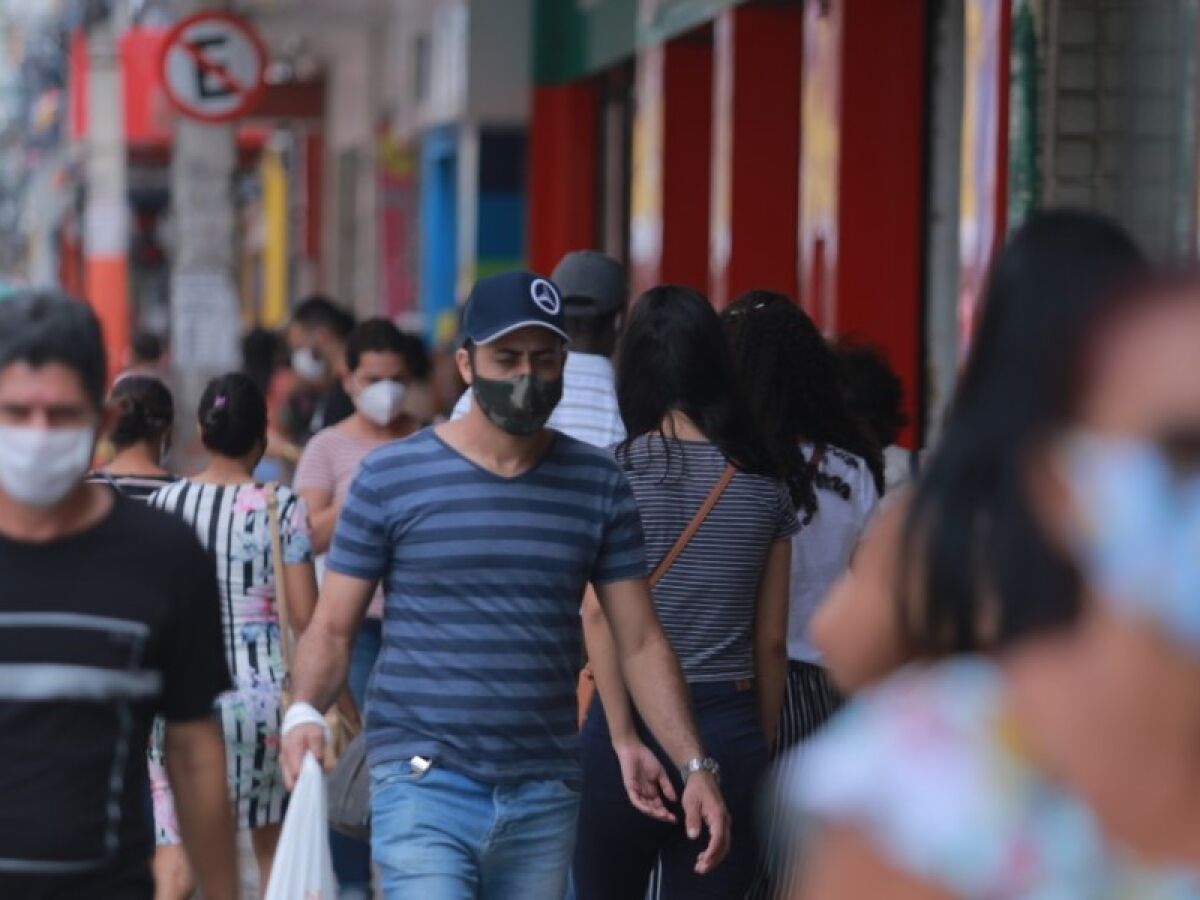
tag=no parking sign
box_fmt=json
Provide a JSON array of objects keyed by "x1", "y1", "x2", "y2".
[{"x1": 159, "y1": 11, "x2": 268, "y2": 123}]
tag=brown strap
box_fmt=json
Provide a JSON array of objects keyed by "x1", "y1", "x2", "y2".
[
  {"x1": 649, "y1": 463, "x2": 736, "y2": 586},
  {"x1": 265, "y1": 483, "x2": 293, "y2": 673}
]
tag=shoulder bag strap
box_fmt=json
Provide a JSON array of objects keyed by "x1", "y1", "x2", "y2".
[
  {"x1": 649, "y1": 463, "x2": 736, "y2": 587},
  {"x1": 265, "y1": 483, "x2": 294, "y2": 674}
]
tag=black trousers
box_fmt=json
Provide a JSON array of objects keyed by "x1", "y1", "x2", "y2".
[
  {"x1": 745, "y1": 660, "x2": 843, "y2": 900},
  {"x1": 0, "y1": 858, "x2": 153, "y2": 900},
  {"x1": 574, "y1": 680, "x2": 770, "y2": 900}
]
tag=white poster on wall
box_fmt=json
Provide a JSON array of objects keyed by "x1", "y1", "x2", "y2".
[{"x1": 170, "y1": 270, "x2": 241, "y2": 373}]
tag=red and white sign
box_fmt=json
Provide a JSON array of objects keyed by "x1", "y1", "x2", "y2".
[{"x1": 159, "y1": 11, "x2": 267, "y2": 123}]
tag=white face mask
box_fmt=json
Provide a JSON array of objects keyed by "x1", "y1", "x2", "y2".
[
  {"x1": 354, "y1": 379, "x2": 408, "y2": 427},
  {"x1": 0, "y1": 424, "x2": 95, "y2": 507},
  {"x1": 292, "y1": 347, "x2": 327, "y2": 382}
]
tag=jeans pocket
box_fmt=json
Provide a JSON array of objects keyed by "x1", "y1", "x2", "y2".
[{"x1": 371, "y1": 758, "x2": 434, "y2": 787}]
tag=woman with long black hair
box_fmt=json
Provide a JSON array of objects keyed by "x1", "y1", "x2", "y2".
[
  {"x1": 722, "y1": 292, "x2": 881, "y2": 900},
  {"x1": 573, "y1": 285, "x2": 796, "y2": 900},
  {"x1": 723, "y1": 292, "x2": 882, "y2": 733},
  {"x1": 791, "y1": 262, "x2": 1200, "y2": 898},
  {"x1": 811, "y1": 209, "x2": 1150, "y2": 692}
]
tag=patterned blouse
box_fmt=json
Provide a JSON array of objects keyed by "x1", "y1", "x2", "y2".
[{"x1": 791, "y1": 657, "x2": 1200, "y2": 898}]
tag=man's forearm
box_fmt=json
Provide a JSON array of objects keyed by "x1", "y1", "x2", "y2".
[
  {"x1": 292, "y1": 620, "x2": 352, "y2": 712},
  {"x1": 164, "y1": 721, "x2": 238, "y2": 900},
  {"x1": 620, "y1": 631, "x2": 705, "y2": 767}
]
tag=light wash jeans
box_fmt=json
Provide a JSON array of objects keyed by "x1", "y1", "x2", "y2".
[{"x1": 370, "y1": 758, "x2": 580, "y2": 900}]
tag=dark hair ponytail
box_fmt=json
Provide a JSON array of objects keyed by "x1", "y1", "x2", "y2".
[
  {"x1": 108, "y1": 375, "x2": 174, "y2": 450},
  {"x1": 198, "y1": 372, "x2": 267, "y2": 458}
]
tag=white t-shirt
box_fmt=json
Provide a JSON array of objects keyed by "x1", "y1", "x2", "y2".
[
  {"x1": 452, "y1": 351, "x2": 625, "y2": 449},
  {"x1": 884, "y1": 443, "x2": 918, "y2": 494},
  {"x1": 790, "y1": 443, "x2": 879, "y2": 664}
]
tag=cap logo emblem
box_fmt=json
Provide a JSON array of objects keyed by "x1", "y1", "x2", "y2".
[{"x1": 531, "y1": 279, "x2": 561, "y2": 315}]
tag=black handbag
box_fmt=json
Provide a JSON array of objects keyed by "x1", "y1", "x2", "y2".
[{"x1": 326, "y1": 732, "x2": 371, "y2": 840}]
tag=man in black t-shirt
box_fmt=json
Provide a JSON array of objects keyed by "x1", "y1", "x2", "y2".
[{"x1": 0, "y1": 292, "x2": 237, "y2": 899}]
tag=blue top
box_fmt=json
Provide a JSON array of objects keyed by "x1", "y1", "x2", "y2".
[{"x1": 328, "y1": 427, "x2": 646, "y2": 784}]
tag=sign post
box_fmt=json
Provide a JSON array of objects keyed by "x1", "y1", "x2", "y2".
[
  {"x1": 159, "y1": 11, "x2": 268, "y2": 123},
  {"x1": 162, "y1": 6, "x2": 267, "y2": 470}
]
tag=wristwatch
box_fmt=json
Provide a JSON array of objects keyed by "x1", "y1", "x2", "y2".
[{"x1": 679, "y1": 756, "x2": 721, "y2": 785}]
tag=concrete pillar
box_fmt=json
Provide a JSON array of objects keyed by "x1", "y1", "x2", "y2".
[
  {"x1": 924, "y1": 0, "x2": 966, "y2": 443},
  {"x1": 167, "y1": 3, "x2": 242, "y2": 467},
  {"x1": 84, "y1": 17, "x2": 130, "y2": 380},
  {"x1": 355, "y1": 23, "x2": 387, "y2": 319}
]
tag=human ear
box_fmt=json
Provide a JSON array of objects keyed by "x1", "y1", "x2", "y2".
[{"x1": 455, "y1": 348, "x2": 474, "y2": 387}]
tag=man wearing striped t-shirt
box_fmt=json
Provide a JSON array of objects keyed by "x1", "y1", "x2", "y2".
[
  {"x1": 283, "y1": 271, "x2": 729, "y2": 899},
  {"x1": 452, "y1": 250, "x2": 626, "y2": 449}
]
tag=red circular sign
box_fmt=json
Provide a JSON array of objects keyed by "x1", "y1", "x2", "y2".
[{"x1": 158, "y1": 11, "x2": 268, "y2": 124}]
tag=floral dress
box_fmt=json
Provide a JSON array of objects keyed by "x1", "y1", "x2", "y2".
[
  {"x1": 150, "y1": 481, "x2": 312, "y2": 834},
  {"x1": 789, "y1": 657, "x2": 1200, "y2": 898}
]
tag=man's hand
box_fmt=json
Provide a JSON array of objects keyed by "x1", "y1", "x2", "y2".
[
  {"x1": 614, "y1": 739, "x2": 677, "y2": 824},
  {"x1": 282, "y1": 723, "x2": 326, "y2": 790},
  {"x1": 681, "y1": 771, "x2": 731, "y2": 874}
]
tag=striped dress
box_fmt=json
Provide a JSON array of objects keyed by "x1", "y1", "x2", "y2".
[{"x1": 150, "y1": 481, "x2": 312, "y2": 830}]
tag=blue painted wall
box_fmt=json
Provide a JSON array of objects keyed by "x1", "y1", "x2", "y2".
[
  {"x1": 476, "y1": 129, "x2": 527, "y2": 278},
  {"x1": 420, "y1": 126, "x2": 459, "y2": 347}
]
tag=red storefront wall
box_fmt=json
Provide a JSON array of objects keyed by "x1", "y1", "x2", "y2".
[{"x1": 799, "y1": 0, "x2": 926, "y2": 447}]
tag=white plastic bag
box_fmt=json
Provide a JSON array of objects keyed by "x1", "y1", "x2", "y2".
[{"x1": 264, "y1": 753, "x2": 338, "y2": 900}]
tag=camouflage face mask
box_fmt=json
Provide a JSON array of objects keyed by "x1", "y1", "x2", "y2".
[{"x1": 471, "y1": 372, "x2": 563, "y2": 436}]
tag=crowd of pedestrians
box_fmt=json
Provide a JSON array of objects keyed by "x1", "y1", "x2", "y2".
[{"x1": 2, "y1": 206, "x2": 1200, "y2": 900}]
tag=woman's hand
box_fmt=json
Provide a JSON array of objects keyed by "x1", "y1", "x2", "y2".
[
  {"x1": 335, "y1": 689, "x2": 361, "y2": 733},
  {"x1": 614, "y1": 738, "x2": 678, "y2": 823}
]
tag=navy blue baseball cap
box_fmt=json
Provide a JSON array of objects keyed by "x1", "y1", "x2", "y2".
[{"x1": 460, "y1": 271, "x2": 570, "y2": 346}]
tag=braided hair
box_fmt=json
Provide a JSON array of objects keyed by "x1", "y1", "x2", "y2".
[
  {"x1": 722, "y1": 291, "x2": 885, "y2": 521},
  {"x1": 108, "y1": 375, "x2": 174, "y2": 451}
]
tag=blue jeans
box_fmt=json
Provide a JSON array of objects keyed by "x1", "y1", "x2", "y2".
[
  {"x1": 370, "y1": 759, "x2": 580, "y2": 900},
  {"x1": 331, "y1": 618, "x2": 383, "y2": 896}
]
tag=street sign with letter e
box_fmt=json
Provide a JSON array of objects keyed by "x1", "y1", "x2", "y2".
[{"x1": 159, "y1": 11, "x2": 268, "y2": 123}]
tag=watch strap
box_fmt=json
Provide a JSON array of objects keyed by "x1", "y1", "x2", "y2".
[{"x1": 679, "y1": 756, "x2": 721, "y2": 784}]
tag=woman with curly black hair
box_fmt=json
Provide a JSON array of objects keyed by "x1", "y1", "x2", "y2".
[
  {"x1": 723, "y1": 292, "x2": 881, "y2": 711},
  {"x1": 723, "y1": 292, "x2": 881, "y2": 899}
]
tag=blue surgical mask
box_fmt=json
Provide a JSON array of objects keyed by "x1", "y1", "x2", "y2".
[{"x1": 1059, "y1": 431, "x2": 1200, "y2": 651}]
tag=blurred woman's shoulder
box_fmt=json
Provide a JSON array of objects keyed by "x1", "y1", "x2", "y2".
[{"x1": 790, "y1": 657, "x2": 1200, "y2": 897}]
